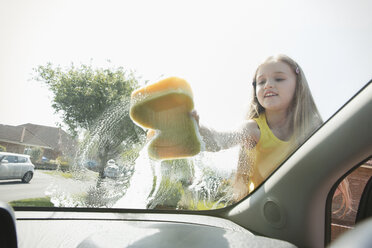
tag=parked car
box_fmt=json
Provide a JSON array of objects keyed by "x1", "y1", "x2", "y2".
[
  {"x1": 0, "y1": 152, "x2": 34, "y2": 183},
  {"x1": 103, "y1": 159, "x2": 122, "y2": 178},
  {"x1": 85, "y1": 160, "x2": 99, "y2": 172}
]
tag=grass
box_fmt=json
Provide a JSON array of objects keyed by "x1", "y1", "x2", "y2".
[
  {"x1": 192, "y1": 201, "x2": 226, "y2": 210},
  {"x1": 8, "y1": 196, "x2": 226, "y2": 210},
  {"x1": 42, "y1": 169, "x2": 99, "y2": 181},
  {"x1": 9, "y1": 197, "x2": 53, "y2": 207},
  {"x1": 43, "y1": 170, "x2": 73, "y2": 179},
  {"x1": 178, "y1": 195, "x2": 227, "y2": 210}
]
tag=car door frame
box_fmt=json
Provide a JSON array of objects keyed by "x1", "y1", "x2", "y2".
[{"x1": 223, "y1": 81, "x2": 372, "y2": 247}]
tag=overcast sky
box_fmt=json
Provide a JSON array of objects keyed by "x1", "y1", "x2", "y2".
[{"x1": 1, "y1": 0, "x2": 371, "y2": 131}]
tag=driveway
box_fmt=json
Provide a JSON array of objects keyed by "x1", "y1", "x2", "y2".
[{"x1": 0, "y1": 170, "x2": 97, "y2": 203}]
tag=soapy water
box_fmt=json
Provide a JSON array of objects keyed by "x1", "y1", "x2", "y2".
[
  {"x1": 47, "y1": 98, "x2": 239, "y2": 210},
  {"x1": 74, "y1": 99, "x2": 144, "y2": 171}
]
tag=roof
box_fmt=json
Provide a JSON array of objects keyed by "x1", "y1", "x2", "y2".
[
  {"x1": 0, "y1": 123, "x2": 74, "y2": 151},
  {"x1": 0, "y1": 151, "x2": 31, "y2": 158},
  {"x1": 0, "y1": 124, "x2": 51, "y2": 149},
  {"x1": 18, "y1": 123, "x2": 68, "y2": 150}
]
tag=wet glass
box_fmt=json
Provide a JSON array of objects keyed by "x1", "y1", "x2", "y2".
[{"x1": 0, "y1": 1, "x2": 371, "y2": 210}]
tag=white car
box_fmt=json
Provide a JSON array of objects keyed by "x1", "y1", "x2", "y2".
[
  {"x1": 0, "y1": 152, "x2": 34, "y2": 183},
  {"x1": 103, "y1": 159, "x2": 121, "y2": 178}
]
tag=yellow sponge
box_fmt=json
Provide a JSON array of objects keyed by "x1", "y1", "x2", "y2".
[{"x1": 130, "y1": 77, "x2": 202, "y2": 160}]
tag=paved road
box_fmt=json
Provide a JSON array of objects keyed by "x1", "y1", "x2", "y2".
[
  {"x1": 0, "y1": 170, "x2": 55, "y2": 203},
  {"x1": 0, "y1": 170, "x2": 96, "y2": 203}
]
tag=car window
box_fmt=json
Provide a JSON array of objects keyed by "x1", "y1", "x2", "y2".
[
  {"x1": 0, "y1": 1, "x2": 371, "y2": 210},
  {"x1": 330, "y1": 158, "x2": 372, "y2": 242},
  {"x1": 18, "y1": 157, "x2": 27, "y2": 163},
  {"x1": 5, "y1": 156, "x2": 18, "y2": 163}
]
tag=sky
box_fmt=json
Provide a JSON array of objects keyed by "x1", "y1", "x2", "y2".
[{"x1": 0, "y1": 0, "x2": 371, "y2": 131}]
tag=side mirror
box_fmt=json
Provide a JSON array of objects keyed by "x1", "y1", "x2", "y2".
[
  {"x1": 1, "y1": 160, "x2": 8, "y2": 164},
  {"x1": 0, "y1": 201, "x2": 18, "y2": 247}
]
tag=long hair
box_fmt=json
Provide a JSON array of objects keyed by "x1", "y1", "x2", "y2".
[{"x1": 248, "y1": 54, "x2": 323, "y2": 145}]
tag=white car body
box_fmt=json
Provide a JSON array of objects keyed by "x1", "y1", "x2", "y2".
[
  {"x1": 103, "y1": 159, "x2": 122, "y2": 178},
  {"x1": 0, "y1": 152, "x2": 34, "y2": 183},
  {"x1": 104, "y1": 164, "x2": 121, "y2": 178}
]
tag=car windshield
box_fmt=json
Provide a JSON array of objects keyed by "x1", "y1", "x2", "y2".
[{"x1": 0, "y1": 1, "x2": 371, "y2": 210}]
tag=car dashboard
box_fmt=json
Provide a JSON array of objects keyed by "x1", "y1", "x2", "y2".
[{"x1": 2, "y1": 203, "x2": 296, "y2": 248}]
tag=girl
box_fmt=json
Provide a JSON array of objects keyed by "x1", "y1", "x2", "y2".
[{"x1": 194, "y1": 54, "x2": 350, "y2": 206}]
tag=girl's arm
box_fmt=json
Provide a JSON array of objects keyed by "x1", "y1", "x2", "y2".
[
  {"x1": 198, "y1": 125, "x2": 243, "y2": 152},
  {"x1": 191, "y1": 110, "x2": 260, "y2": 152},
  {"x1": 198, "y1": 120, "x2": 260, "y2": 152},
  {"x1": 191, "y1": 110, "x2": 235, "y2": 151}
]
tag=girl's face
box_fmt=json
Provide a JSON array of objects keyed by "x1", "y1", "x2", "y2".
[{"x1": 255, "y1": 61, "x2": 297, "y2": 113}]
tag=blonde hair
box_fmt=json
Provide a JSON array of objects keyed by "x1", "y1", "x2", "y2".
[{"x1": 248, "y1": 54, "x2": 323, "y2": 145}]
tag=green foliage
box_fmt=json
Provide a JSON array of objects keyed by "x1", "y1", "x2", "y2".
[
  {"x1": 147, "y1": 159, "x2": 194, "y2": 209},
  {"x1": 160, "y1": 159, "x2": 194, "y2": 187},
  {"x1": 193, "y1": 200, "x2": 226, "y2": 210},
  {"x1": 0, "y1": 144, "x2": 6, "y2": 151},
  {"x1": 10, "y1": 197, "x2": 53, "y2": 207},
  {"x1": 121, "y1": 143, "x2": 144, "y2": 166},
  {"x1": 56, "y1": 156, "x2": 69, "y2": 165},
  {"x1": 84, "y1": 184, "x2": 124, "y2": 208},
  {"x1": 197, "y1": 167, "x2": 233, "y2": 203},
  {"x1": 43, "y1": 171, "x2": 73, "y2": 179},
  {"x1": 33, "y1": 62, "x2": 140, "y2": 136},
  {"x1": 150, "y1": 178, "x2": 184, "y2": 209},
  {"x1": 30, "y1": 147, "x2": 43, "y2": 163},
  {"x1": 33, "y1": 62, "x2": 146, "y2": 178},
  {"x1": 56, "y1": 156, "x2": 70, "y2": 171}
]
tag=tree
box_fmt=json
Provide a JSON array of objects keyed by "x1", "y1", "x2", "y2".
[
  {"x1": 0, "y1": 145, "x2": 6, "y2": 152},
  {"x1": 34, "y1": 63, "x2": 146, "y2": 178},
  {"x1": 30, "y1": 147, "x2": 42, "y2": 164}
]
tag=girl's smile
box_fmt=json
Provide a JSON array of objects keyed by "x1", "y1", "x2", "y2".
[{"x1": 264, "y1": 91, "x2": 278, "y2": 98}]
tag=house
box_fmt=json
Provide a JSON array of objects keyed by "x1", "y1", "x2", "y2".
[{"x1": 0, "y1": 123, "x2": 75, "y2": 160}]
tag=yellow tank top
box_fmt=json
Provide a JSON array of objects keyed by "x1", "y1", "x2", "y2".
[{"x1": 246, "y1": 112, "x2": 293, "y2": 192}]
